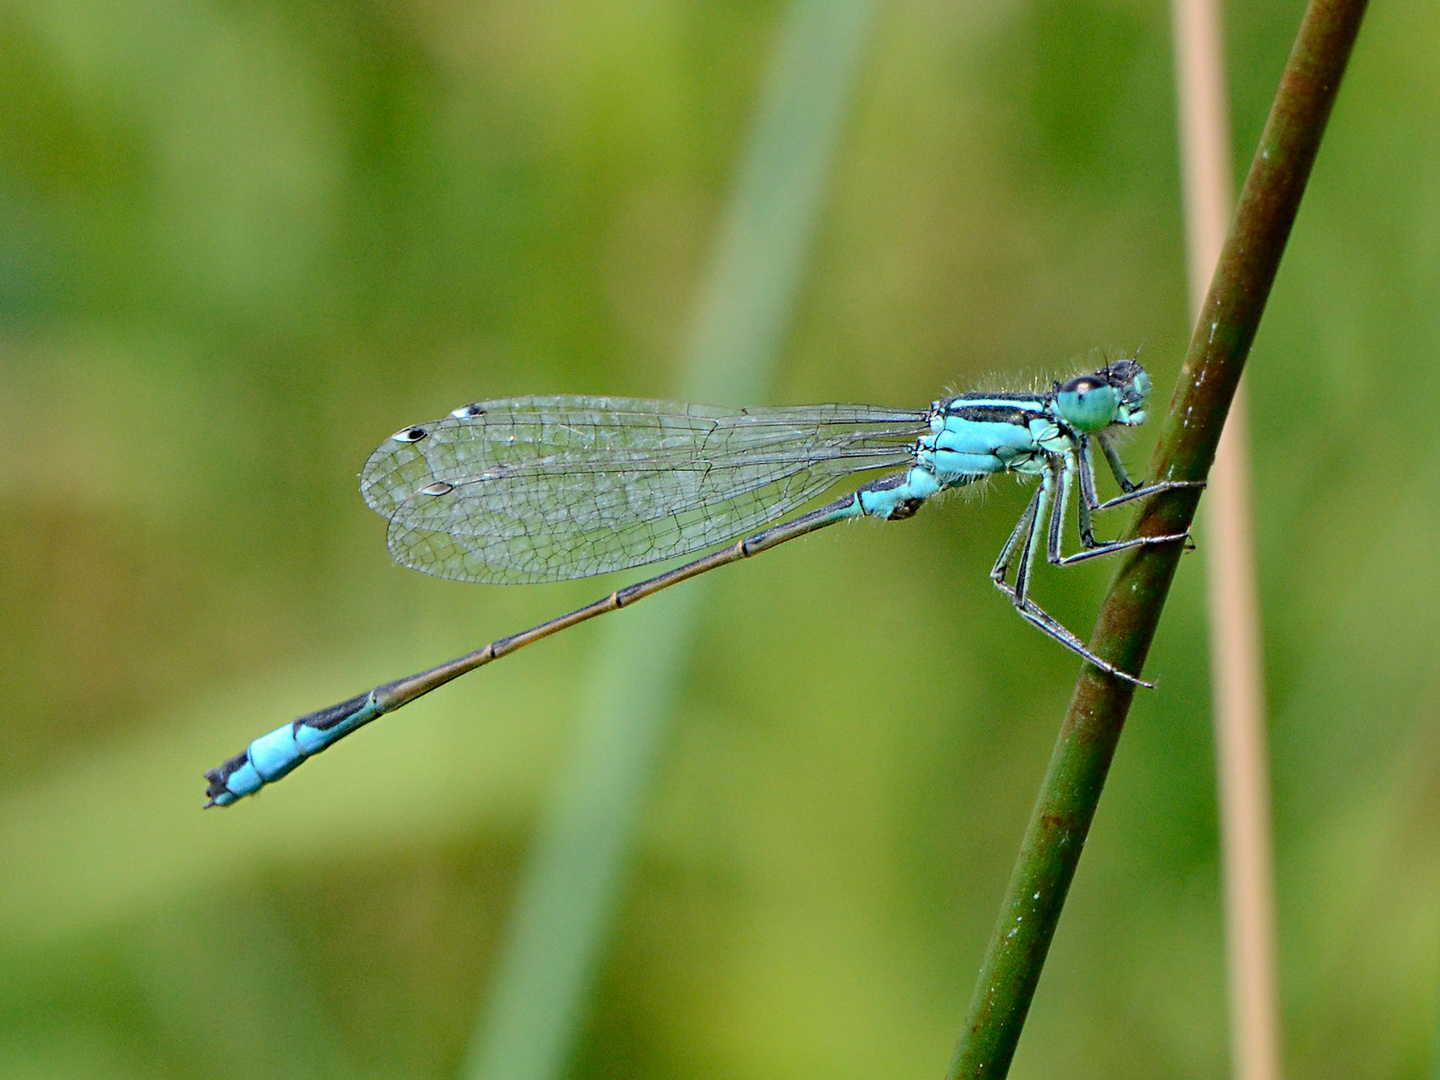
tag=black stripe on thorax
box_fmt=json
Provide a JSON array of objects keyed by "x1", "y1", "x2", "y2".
[{"x1": 944, "y1": 401, "x2": 1049, "y2": 427}]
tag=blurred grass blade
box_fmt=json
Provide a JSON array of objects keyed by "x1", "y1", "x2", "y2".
[
  {"x1": 948, "y1": 1, "x2": 1369, "y2": 1076},
  {"x1": 1171, "y1": 0, "x2": 1284, "y2": 1077},
  {"x1": 461, "y1": 2, "x2": 878, "y2": 1079}
]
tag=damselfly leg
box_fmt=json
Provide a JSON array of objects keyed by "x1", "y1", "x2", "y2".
[{"x1": 990, "y1": 449, "x2": 1201, "y2": 687}]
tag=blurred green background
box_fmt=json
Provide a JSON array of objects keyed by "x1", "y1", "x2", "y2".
[{"x1": 2, "y1": 0, "x2": 1438, "y2": 1077}]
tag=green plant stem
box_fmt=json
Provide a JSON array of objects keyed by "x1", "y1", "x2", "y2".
[{"x1": 948, "y1": 2, "x2": 1368, "y2": 1076}]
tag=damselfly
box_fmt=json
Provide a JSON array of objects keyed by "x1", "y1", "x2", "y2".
[{"x1": 205, "y1": 358, "x2": 1198, "y2": 807}]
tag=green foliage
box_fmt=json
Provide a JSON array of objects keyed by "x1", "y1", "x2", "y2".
[{"x1": 1, "y1": 1, "x2": 1437, "y2": 1078}]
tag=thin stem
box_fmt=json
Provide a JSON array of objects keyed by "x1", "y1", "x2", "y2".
[
  {"x1": 947, "y1": 2, "x2": 1368, "y2": 1076},
  {"x1": 1206, "y1": 387, "x2": 1283, "y2": 1080},
  {"x1": 1172, "y1": 0, "x2": 1285, "y2": 1077}
]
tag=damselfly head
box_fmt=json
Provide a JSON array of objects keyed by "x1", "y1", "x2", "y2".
[
  {"x1": 1107, "y1": 359, "x2": 1152, "y2": 426},
  {"x1": 1055, "y1": 359, "x2": 1151, "y2": 432}
]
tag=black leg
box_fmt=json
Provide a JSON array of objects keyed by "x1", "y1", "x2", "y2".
[
  {"x1": 990, "y1": 481, "x2": 1044, "y2": 599},
  {"x1": 1055, "y1": 532, "x2": 1190, "y2": 567},
  {"x1": 1091, "y1": 478, "x2": 1206, "y2": 514},
  {"x1": 1052, "y1": 445, "x2": 1191, "y2": 564},
  {"x1": 1008, "y1": 591, "x2": 1155, "y2": 688},
  {"x1": 1076, "y1": 440, "x2": 1101, "y2": 548},
  {"x1": 1089, "y1": 432, "x2": 1205, "y2": 513},
  {"x1": 992, "y1": 458, "x2": 1156, "y2": 688},
  {"x1": 1061, "y1": 438, "x2": 1200, "y2": 557},
  {"x1": 1009, "y1": 465, "x2": 1055, "y2": 606},
  {"x1": 1048, "y1": 455, "x2": 1073, "y2": 564},
  {"x1": 1095, "y1": 430, "x2": 1139, "y2": 493}
]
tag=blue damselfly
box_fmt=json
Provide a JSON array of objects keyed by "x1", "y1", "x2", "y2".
[{"x1": 205, "y1": 358, "x2": 1197, "y2": 806}]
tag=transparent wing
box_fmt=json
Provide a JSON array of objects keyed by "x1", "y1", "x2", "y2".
[{"x1": 360, "y1": 396, "x2": 927, "y2": 583}]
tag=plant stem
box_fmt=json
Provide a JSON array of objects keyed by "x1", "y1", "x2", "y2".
[
  {"x1": 947, "y1": 2, "x2": 1368, "y2": 1076},
  {"x1": 1172, "y1": 0, "x2": 1285, "y2": 1074}
]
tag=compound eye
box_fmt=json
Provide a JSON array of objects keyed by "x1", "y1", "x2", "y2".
[{"x1": 1056, "y1": 377, "x2": 1118, "y2": 433}]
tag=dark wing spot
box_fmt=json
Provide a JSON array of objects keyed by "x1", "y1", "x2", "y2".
[
  {"x1": 451, "y1": 403, "x2": 485, "y2": 419},
  {"x1": 393, "y1": 426, "x2": 429, "y2": 443}
]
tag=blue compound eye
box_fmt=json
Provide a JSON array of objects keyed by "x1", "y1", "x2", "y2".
[{"x1": 1056, "y1": 376, "x2": 1118, "y2": 433}]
